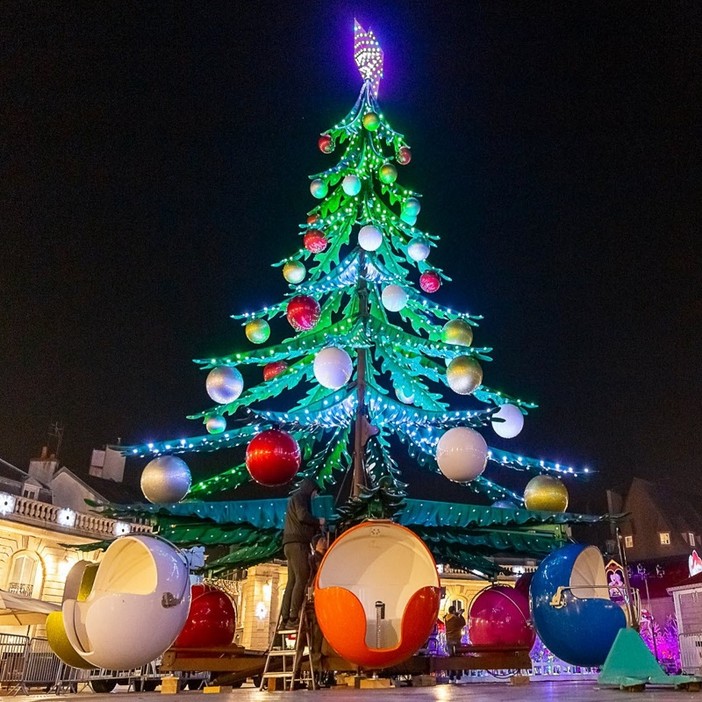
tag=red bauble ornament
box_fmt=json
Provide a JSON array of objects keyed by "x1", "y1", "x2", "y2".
[
  {"x1": 246, "y1": 429, "x2": 301, "y2": 486},
  {"x1": 303, "y1": 229, "x2": 328, "y2": 253},
  {"x1": 174, "y1": 585, "x2": 236, "y2": 648},
  {"x1": 306, "y1": 214, "x2": 320, "y2": 226},
  {"x1": 419, "y1": 271, "x2": 441, "y2": 293},
  {"x1": 468, "y1": 585, "x2": 534, "y2": 648},
  {"x1": 263, "y1": 361, "x2": 288, "y2": 381},
  {"x1": 318, "y1": 134, "x2": 334, "y2": 154},
  {"x1": 397, "y1": 146, "x2": 412, "y2": 165},
  {"x1": 286, "y1": 295, "x2": 320, "y2": 332}
]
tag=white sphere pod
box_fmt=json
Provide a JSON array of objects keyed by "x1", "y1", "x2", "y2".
[
  {"x1": 436, "y1": 427, "x2": 488, "y2": 482},
  {"x1": 381, "y1": 284, "x2": 408, "y2": 312},
  {"x1": 60, "y1": 535, "x2": 191, "y2": 670},
  {"x1": 314, "y1": 346, "x2": 353, "y2": 389},
  {"x1": 358, "y1": 224, "x2": 383, "y2": 251},
  {"x1": 491, "y1": 403, "x2": 525, "y2": 438}
]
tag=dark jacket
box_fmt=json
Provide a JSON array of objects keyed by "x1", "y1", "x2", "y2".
[{"x1": 283, "y1": 478, "x2": 320, "y2": 545}]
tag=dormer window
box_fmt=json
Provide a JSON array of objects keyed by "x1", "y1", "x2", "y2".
[{"x1": 659, "y1": 532, "x2": 671, "y2": 545}]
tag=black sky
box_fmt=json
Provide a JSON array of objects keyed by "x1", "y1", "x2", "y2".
[{"x1": 2, "y1": 1, "x2": 700, "y2": 510}]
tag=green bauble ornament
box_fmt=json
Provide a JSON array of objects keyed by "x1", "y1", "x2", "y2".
[
  {"x1": 245, "y1": 318, "x2": 270, "y2": 344},
  {"x1": 441, "y1": 319, "x2": 474, "y2": 347},
  {"x1": 362, "y1": 111, "x2": 380, "y2": 131},
  {"x1": 378, "y1": 163, "x2": 397, "y2": 184},
  {"x1": 446, "y1": 356, "x2": 483, "y2": 395}
]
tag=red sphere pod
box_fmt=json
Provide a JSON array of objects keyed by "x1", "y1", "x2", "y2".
[{"x1": 174, "y1": 585, "x2": 236, "y2": 648}]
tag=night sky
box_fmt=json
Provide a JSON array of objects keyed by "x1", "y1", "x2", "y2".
[{"x1": 2, "y1": 2, "x2": 700, "y2": 511}]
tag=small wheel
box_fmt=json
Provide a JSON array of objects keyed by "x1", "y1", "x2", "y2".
[{"x1": 91, "y1": 679, "x2": 117, "y2": 693}]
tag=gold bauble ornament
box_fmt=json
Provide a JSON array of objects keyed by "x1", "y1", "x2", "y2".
[
  {"x1": 441, "y1": 319, "x2": 474, "y2": 347},
  {"x1": 446, "y1": 356, "x2": 483, "y2": 395},
  {"x1": 523, "y1": 475, "x2": 569, "y2": 512}
]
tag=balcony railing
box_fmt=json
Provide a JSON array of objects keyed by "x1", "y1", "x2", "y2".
[{"x1": 2, "y1": 494, "x2": 151, "y2": 539}]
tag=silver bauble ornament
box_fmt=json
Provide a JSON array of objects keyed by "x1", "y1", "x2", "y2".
[
  {"x1": 407, "y1": 238, "x2": 430, "y2": 261},
  {"x1": 342, "y1": 174, "x2": 362, "y2": 196},
  {"x1": 491, "y1": 403, "x2": 524, "y2": 439},
  {"x1": 205, "y1": 414, "x2": 227, "y2": 434},
  {"x1": 436, "y1": 427, "x2": 488, "y2": 482},
  {"x1": 206, "y1": 366, "x2": 244, "y2": 404},
  {"x1": 310, "y1": 179, "x2": 328, "y2": 199},
  {"x1": 358, "y1": 224, "x2": 382, "y2": 251},
  {"x1": 381, "y1": 284, "x2": 408, "y2": 312},
  {"x1": 313, "y1": 346, "x2": 353, "y2": 389},
  {"x1": 141, "y1": 456, "x2": 192, "y2": 503},
  {"x1": 446, "y1": 356, "x2": 483, "y2": 395},
  {"x1": 402, "y1": 197, "x2": 421, "y2": 217}
]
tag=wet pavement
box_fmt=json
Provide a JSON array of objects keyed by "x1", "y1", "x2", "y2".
[{"x1": 5, "y1": 678, "x2": 702, "y2": 702}]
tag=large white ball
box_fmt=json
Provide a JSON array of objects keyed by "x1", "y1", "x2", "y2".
[
  {"x1": 436, "y1": 427, "x2": 488, "y2": 482},
  {"x1": 314, "y1": 347, "x2": 353, "y2": 389},
  {"x1": 407, "y1": 238, "x2": 430, "y2": 261},
  {"x1": 381, "y1": 284, "x2": 408, "y2": 312},
  {"x1": 342, "y1": 174, "x2": 362, "y2": 196},
  {"x1": 491, "y1": 403, "x2": 525, "y2": 439},
  {"x1": 358, "y1": 224, "x2": 382, "y2": 251},
  {"x1": 141, "y1": 456, "x2": 192, "y2": 503},
  {"x1": 206, "y1": 366, "x2": 243, "y2": 404}
]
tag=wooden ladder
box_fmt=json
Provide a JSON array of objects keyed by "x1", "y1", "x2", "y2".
[{"x1": 259, "y1": 607, "x2": 316, "y2": 691}]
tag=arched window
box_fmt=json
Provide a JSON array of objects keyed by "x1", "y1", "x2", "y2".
[{"x1": 6, "y1": 551, "x2": 43, "y2": 598}]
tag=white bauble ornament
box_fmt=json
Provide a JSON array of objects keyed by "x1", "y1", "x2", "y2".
[
  {"x1": 283, "y1": 260, "x2": 306, "y2": 284},
  {"x1": 403, "y1": 197, "x2": 421, "y2": 217},
  {"x1": 407, "y1": 238, "x2": 430, "y2": 261},
  {"x1": 141, "y1": 456, "x2": 192, "y2": 503},
  {"x1": 396, "y1": 387, "x2": 415, "y2": 405},
  {"x1": 358, "y1": 224, "x2": 382, "y2": 251},
  {"x1": 310, "y1": 179, "x2": 328, "y2": 199},
  {"x1": 381, "y1": 284, "x2": 408, "y2": 312},
  {"x1": 342, "y1": 174, "x2": 362, "y2": 196},
  {"x1": 313, "y1": 347, "x2": 353, "y2": 389},
  {"x1": 206, "y1": 366, "x2": 243, "y2": 404},
  {"x1": 436, "y1": 427, "x2": 488, "y2": 482},
  {"x1": 491, "y1": 403, "x2": 524, "y2": 439},
  {"x1": 205, "y1": 414, "x2": 227, "y2": 434}
]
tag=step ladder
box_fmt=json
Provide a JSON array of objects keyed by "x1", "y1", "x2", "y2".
[{"x1": 260, "y1": 607, "x2": 316, "y2": 691}]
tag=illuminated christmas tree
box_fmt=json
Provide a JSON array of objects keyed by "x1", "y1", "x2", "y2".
[{"x1": 127, "y1": 22, "x2": 588, "y2": 516}]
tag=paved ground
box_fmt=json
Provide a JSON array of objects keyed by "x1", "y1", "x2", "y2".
[{"x1": 5, "y1": 679, "x2": 702, "y2": 702}]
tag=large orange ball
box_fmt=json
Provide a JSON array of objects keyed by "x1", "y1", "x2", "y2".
[{"x1": 175, "y1": 585, "x2": 235, "y2": 648}]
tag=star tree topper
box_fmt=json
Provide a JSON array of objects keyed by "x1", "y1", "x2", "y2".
[{"x1": 354, "y1": 19, "x2": 383, "y2": 97}]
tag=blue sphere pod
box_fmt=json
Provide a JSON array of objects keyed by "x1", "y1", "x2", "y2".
[{"x1": 530, "y1": 543, "x2": 626, "y2": 667}]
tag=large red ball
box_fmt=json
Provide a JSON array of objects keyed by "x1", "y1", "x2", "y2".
[
  {"x1": 303, "y1": 229, "x2": 328, "y2": 253},
  {"x1": 246, "y1": 429, "x2": 301, "y2": 486},
  {"x1": 174, "y1": 585, "x2": 236, "y2": 648},
  {"x1": 468, "y1": 585, "x2": 535, "y2": 648},
  {"x1": 263, "y1": 361, "x2": 288, "y2": 381},
  {"x1": 419, "y1": 271, "x2": 441, "y2": 293},
  {"x1": 286, "y1": 295, "x2": 320, "y2": 332},
  {"x1": 397, "y1": 146, "x2": 412, "y2": 165},
  {"x1": 318, "y1": 134, "x2": 334, "y2": 154}
]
